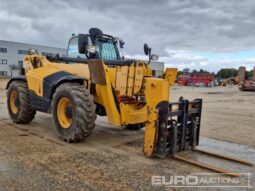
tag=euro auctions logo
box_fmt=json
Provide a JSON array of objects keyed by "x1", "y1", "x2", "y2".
[{"x1": 151, "y1": 173, "x2": 252, "y2": 188}]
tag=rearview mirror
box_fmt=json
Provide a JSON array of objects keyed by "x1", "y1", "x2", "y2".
[
  {"x1": 144, "y1": 43, "x2": 151, "y2": 56},
  {"x1": 119, "y1": 40, "x2": 125, "y2": 48},
  {"x1": 144, "y1": 43, "x2": 158, "y2": 65},
  {"x1": 78, "y1": 34, "x2": 89, "y2": 54}
]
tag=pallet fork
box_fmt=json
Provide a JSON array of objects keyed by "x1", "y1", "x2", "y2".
[{"x1": 152, "y1": 98, "x2": 253, "y2": 177}]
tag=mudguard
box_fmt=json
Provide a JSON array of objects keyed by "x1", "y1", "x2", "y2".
[
  {"x1": 31, "y1": 71, "x2": 87, "y2": 113},
  {"x1": 6, "y1": 76, "x2": 27, "y2": 90},
  {"x1": 43, "y1": 71, "x2": 86, "y2": 99}
]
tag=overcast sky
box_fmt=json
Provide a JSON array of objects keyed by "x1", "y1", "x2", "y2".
[{"x1": 1, "y1": 0, "x2": 255, "y2": 72}]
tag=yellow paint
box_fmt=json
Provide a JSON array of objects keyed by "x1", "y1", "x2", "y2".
[
  {"x1": 143, "y1": 78, "x2": 170, "y2": 157},
  {"x1": 119, "y1": 103, "x2": 147, "y2": 125},
  {"x1": 108, "y1": 68, "x2": 117, "y2": 88},
  {"x1": 144, "y1": 78, "x2": 169, "y2": 104},
  {"x1": 94, "y1": 63, "x2": 122, "y2": 126},
  {"x1": 133, "y1": 63, "x2": 144, "y2": 94},
  {"x1": 143, "y1": 107, "x2": 158, "y2": 157},
  {"x1": 25, "y1": 55, "x2": 90, "y2": 97},
  {"x1": 164, "y1": 68, "x2": 178, "y2": 86},
  {"x1": 115, "y1": 66, "x2": 129, "y2": 95},
  {"x1": 26, "y1": 67, "x2": 60, "y2": 96},
  {"x1": 127, "y1": 65, "x2": 135, "y2": 96},
  {"x1": 57, "y1": 97, "x2": 72, "y2": 128},
  {"x1": 143, "y1": 63, "x2": 153, "y2": 76},
  {"x1": 10, "y1": 90, "x2": 18, "y2": 114},
  {"x1": 24, "y1": 55, "x2": 90, "y2": 78}
]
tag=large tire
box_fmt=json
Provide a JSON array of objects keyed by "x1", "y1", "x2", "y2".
[
  {"x1": 7, "y1": 81, "x2": 36, "y2": 124},
  {"x1": 52, "y1": 83, "x2": 96, "y2": 142}
]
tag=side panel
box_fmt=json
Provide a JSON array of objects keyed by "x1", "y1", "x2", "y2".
[
  {"x1": 119, "y1": 103, "x2": 147, "y2": 125},
  {"x1": 133, "y1": 64, "x2": 144, "y2": 94},
  {"x1": 29, "y1": 90, "x2": 51, "y2": 112},
  {"x1": 115, "y1": 66, "x2": 128, "y2": 95},
  {"x1": 127, "y1": 65, "x2": 135, "y2": 96},
  {"x1": 26, "y1": 67, "x2": 60, "y2": 97},
  {"x1": 26, "y1": 67, "x2": 86, "y2": 112}
]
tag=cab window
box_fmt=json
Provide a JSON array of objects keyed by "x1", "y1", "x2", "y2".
[
  {"x1": 67, "y1": 37, "x2": 86, "y2": 58},
  {"x1": 97, "y1": 39, "x2": 119, "y2": 60}
]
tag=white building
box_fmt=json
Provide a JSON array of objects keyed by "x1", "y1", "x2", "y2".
[{"x1": 0, "y1": 40, "x2": 66, "y2": 76}]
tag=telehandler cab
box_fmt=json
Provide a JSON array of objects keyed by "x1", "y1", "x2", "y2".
[{"x1": 6, "y1": 28, "x2": 253, "y2": 176}]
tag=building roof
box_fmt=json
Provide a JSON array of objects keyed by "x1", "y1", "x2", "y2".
[{"x1": 0, "y1": 39, "x2": 66, "y2": 50}]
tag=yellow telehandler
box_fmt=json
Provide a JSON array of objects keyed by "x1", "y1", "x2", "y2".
[{"x1": 6, "y1": 28, "x2": 252, "y2": 176}]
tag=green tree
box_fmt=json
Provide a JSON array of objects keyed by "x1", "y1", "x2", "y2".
[
  {"x1": 216, "y1": 68, "x2": 238, "y2": 79},
  {"x1": 247, "y1": 70, "x2": 253, "y2": 79}
]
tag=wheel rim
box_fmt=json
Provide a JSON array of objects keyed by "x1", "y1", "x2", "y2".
[
  {"x1": 10, "y1": 91, "x2": 18, "y2": 114},
  {"x1": 57, "y1": 97, "x2": 72, "y2": 129}
]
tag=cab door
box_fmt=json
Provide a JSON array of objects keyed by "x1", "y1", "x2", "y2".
[{"x1": 67, "y1": 36, "x2": 87, "y2": 59}]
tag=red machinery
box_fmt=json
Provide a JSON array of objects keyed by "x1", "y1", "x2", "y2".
[
  {"x1": 190, "y1": 73, "x2": 214, "y2": 87},
  {"x1": 178, "y1": 73, "x2": 214, "y2": 87},
  {"x1": 177, "y1": 75, "x2": 190, "y2": 86}
]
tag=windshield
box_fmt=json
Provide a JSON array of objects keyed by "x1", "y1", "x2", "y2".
[{"x1": 97, "y1": 39, "x2": 119, "y2": 60}]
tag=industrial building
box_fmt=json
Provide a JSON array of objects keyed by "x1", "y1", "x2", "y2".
[{"x1": 0, "y1": 40, "x2": 66, "y2": 76}]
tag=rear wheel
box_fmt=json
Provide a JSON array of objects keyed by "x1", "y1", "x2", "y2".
[
  {"x1": 52, "y1": 83, "x2": 96, "y2": 142},
  {"x1": 7, "y1": 81, "x2": 36, "y2": 124}
]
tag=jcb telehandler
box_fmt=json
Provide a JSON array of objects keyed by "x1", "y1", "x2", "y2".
[{"x1": 6, "y1": 28, "x2": 252, "y2": 176}]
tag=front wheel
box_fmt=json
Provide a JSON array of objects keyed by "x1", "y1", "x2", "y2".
[
  {"x1": 52, "y1": 83, "x2": 96, "y2": 142},
  {"x1": 7, "y1": 81, "x2": 36, "y2": 124}
]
